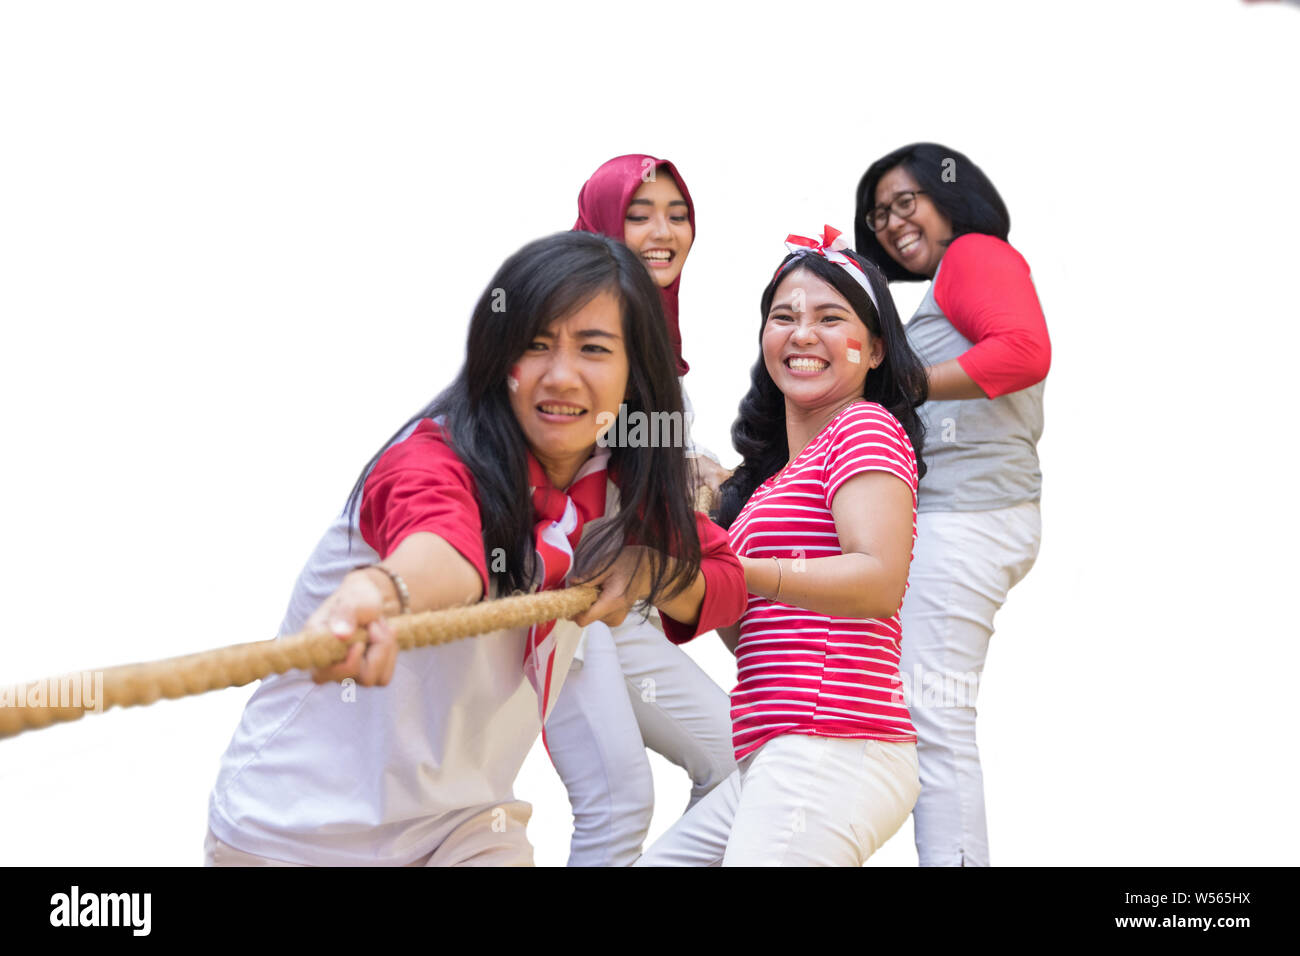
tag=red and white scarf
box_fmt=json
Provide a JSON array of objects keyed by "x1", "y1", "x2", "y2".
[{"x1": 525, "y1": 447, "x2": 611, "y2": 721}]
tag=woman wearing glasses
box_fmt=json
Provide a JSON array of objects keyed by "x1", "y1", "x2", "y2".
[{"x1": 854, "y1": 143, "x2": 1050, "y2": 867}]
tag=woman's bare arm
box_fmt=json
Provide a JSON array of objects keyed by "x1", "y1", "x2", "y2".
[
  {"x1": 741, "y1": 471, "x2": 914, "y2": 620},
  {"x1": 308, "y1": 531, "x2": 483, "y2": 685}
]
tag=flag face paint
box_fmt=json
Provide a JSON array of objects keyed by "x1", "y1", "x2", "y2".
[
  {"x1": 508, "y1": 364, "x2": 520, "y2": 392},
  {"x1": 847, "y1": 338, "x2": 862, "y2": 364}
]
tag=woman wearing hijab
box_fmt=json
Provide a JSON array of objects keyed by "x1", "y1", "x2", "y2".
[
  {"x1": 203, "y1": 231, "x2": 745, "y2": 866},
  {"x1": 542, "y1": 154, "x2": 737, "y2": 866},
  {"x1": 854, "y1": 143, "x2": 1050, "y2": 867}
]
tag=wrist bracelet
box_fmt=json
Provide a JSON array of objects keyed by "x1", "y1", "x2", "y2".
[
  {"x1": 357, "y1": 564, "x2": 410, "y2": 615},
  {"x1": 771, "y1": 556, "x2": 783, "y2": 602}
]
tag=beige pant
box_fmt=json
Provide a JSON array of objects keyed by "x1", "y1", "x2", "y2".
[{"x1": 204, "y1": 801, "x2": 535, "y2": 867}]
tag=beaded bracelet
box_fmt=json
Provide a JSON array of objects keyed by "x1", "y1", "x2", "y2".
[{"x1": 356, "y1": 563, "x2": 410, "y2": 615}]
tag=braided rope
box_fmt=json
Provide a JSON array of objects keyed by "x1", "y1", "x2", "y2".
[
  {"x1": 694, "y1": 483, "x2": 715, "y2": 514},
  {"x1": 0, "y1": 585, "x2": 598, "y2": 741}
]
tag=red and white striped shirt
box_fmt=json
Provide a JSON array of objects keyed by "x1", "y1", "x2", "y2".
[{"x1": 727, "y1": 401, "x2": 918, "y2": 761}]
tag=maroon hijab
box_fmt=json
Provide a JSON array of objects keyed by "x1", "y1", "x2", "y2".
[{"x1": 573, "y1": 154, "x2": 695, "y2": 376}]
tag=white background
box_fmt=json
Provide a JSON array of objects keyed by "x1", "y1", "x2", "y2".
[{"x1": 1, "y1": 0, "x2": 1297, "y2": 867}]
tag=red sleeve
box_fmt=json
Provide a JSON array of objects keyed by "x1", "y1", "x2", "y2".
[
  {"x1": 659, "y1": 512, "x2": 746, "y2": 645},
  {"x1": 358, "y1": 419, "x2": 490, "y2": 595},
  {"x1": 933, "y1": 233, "x2": 1051, "y2": 399}
]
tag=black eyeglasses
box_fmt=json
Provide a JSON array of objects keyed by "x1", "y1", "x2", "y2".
[{"x1": 866, "y1": 190, "x2": 927, "y2": 232}]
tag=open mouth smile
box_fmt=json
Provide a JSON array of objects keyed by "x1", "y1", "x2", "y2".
[
  {"x1": 642, "y1": 248, "x2": 676, "y2": 268},
  {"x1": 784, "y1": 355, "x2": 830, "y2": 374},
  {"x1": 894, "y1": 231, "x2": 922, "y2": 257},
  {"x1": 536, "y1": 403, "x2": 587, "y2": 420}
]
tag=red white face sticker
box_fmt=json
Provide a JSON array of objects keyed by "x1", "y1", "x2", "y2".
[
  {"x1": 847, "y1": 338, "x2": 862, "y2": 364},
  {"x1": 507, "y1": 364, "x2": 520, "y2": 393}
]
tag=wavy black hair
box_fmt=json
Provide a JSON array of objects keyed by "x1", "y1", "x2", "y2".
[
  {"x1": 854, "y1": 142, "x2": 1011, "y2": 281},
  {"x1": 715, "y1": 248, "x2": 929, "y2": 530},
  {"x1": 346, "y1": 230, "x2": 701, "y2": 601}
]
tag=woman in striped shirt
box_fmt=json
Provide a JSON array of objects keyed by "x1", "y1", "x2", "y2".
[{"x1": 637, "y1": 227, "x2": 930, "y2": 866}]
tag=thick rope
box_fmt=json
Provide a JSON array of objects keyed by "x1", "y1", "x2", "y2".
[
  {"x1": 0, "y1": 585, "x2": 598, "y2": 741},
  {"x1": 694, "y1": 483, "x2": 715, "y2": 515},
  {"x1": 2, "y1": 485, "x2": 719, "y2": 741}
]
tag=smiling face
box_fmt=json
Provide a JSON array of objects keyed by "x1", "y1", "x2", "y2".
[
  {"x1": 623, "y1": 174, "x2": 693, "y2": 287},
  {"x1": 872, "y1": 164, "x2": 954, "y2": 278},
  {"x1": 507, "y1": 288, "x2": 630, "y2": 489},
  {"x1": 763, "y1": 267, "x2": 884, "y2": 417}
]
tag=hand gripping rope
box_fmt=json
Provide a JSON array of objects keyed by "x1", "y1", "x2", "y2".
[
  {"x1": 0, "y1": 485, "x2": 720, "y2": 741},
  {"x1": 0, "y1": 585, "x2": 600, "y2": 740}
]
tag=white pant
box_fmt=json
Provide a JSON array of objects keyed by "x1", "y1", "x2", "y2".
[
  {"x1": 634, "y1": 733, "x2": 920, "y2": 867},
  {"x1": 899, "y1": 501, "x2": 1041, "y2": 867},
  {"x1": 544, "y1": 613, "x2": 736, "y2": 867}
]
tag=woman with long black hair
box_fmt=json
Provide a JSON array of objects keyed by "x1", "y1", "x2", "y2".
[
  {"x1": 638, "y1": 228, "x2": 929, "y2": 866},
  {"x1": 544, "y1": 154, "x2": 737, "y2": 867},
  {"x1": 203, "y1": 231, "x2": 746, "y2": 866},
  {"x1": 855, "y1": 143, "x2": 1050, "y2": 867}
]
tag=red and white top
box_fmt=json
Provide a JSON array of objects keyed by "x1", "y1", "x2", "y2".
[
  {"x1": 726, "y1": 401, "x2": 918, "y2": 761},
  {"x1": 209, "y1": 419, "x2": 745, "y2": 865}
]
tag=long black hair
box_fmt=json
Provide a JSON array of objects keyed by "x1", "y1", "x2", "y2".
[
  {"x1": 347, "y1": 230, "x2": 701, "y2": 601},
  {"x1": 715, "y1": 248, "x2": 928, "y2": 530},
  {"x1": 854, "y1": 142, "x2": 1011, "y2": 282}
]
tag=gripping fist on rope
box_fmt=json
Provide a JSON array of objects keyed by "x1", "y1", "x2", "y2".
[
  {"x1": 570, "y1": 546, "x2": 657, "y2": 628},
  {"x1": 307, "y1": 530, "x2": 484, "y2": 689},
  {"x1": 571, "y1": 545, "x2": 706, "y2": 631},
  {"x1": 308, "y1": 567, "x2": 401, "y2": 687},
  {"x1": 692, "y1": 455, "x2": 733, "y2": 503}
]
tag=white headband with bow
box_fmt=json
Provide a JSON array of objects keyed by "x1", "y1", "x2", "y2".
[{"x1": 779, "y1": 225, "x2": 880, "y2": 315}]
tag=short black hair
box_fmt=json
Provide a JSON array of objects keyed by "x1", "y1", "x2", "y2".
[{"x1": 854, "y1": 142, "x2": 1011, "y2": 282}]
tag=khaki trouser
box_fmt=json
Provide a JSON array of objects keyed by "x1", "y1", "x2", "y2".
[{"x1": 204, "y1": 801, "x2": 535, "y2": 867}]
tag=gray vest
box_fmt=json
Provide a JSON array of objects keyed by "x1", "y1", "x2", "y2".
[{"x1": 905, "y1": 267, "x2": 1045, "y2": 513}]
